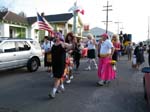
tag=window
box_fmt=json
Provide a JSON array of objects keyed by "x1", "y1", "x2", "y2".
[
  {"x1": 2, "y1": 42, "x2": 16, "y2": 53},
  {"x1": 16, "y1": 41, "x2": 31, "y2": 51}
]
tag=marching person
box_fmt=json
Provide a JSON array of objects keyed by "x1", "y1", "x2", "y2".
[
  {"x1": 97, "y1": 33, "x2": 116, "y2": 86},
  {"x1": 111, "y1": 34, "x2": 121, "y2": 61},
  {"x1": 49, "y1": 32, "x2": 73, "y2": 98},
  {"x1": 134, "y1": 42, "x2": 145, "y2": 70},
  {"x1": 84, "y1": 33, "x2": 98, "y2": 70}
]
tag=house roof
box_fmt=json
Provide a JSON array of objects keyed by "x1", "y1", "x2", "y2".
[
  {"x1": 27, "y1": 13, "x2": 73, "y2": 25},
  {"x1": 0, "y1": 11, "x2": 28, "y2": 25},
  {"x1": 90, "y1": 27, "x2": 113, "y2": 36}
]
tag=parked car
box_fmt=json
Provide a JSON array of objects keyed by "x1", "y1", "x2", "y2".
[{"x1": 0, "y1": 38, "x2": 43, "y2": 72}]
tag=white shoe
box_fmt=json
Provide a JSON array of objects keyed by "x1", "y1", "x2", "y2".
[
  {"x1": 85, "y1": 67, "x2": 91, "y2": 71},
  {"x1": 97, "y1": 80, "x2": 104, "y2": 86},
  {"x1": 60, "y1": 87, "x2": 65, "y2": 92},
  {"x1": 66, "y1": 79, "x2": 71, "y2": 84},
  {"x1": 70, "y1": 75, "x2": 74, "y2": 79},
  {"x1": 49, "y1": 91, "x2": 55, "y2": 98}
]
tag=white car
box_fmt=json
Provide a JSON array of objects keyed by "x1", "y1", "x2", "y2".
[{"x1": 0, "y1": 38, "x2": 43, "y2": 72}]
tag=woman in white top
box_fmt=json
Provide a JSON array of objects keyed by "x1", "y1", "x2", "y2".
[
  {"x1": 85, "y1": 33, "x2": 98, "y2": 70},
  {"x1": 97, "y1": 33, "x2": 116, "y2": 86}
]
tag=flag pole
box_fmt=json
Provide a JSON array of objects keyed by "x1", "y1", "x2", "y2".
[{"x1": 73, "y1": 1, "x2": 77, "y2": 35}]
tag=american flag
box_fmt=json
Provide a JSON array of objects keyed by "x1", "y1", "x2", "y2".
[{"x1": 37, "y1": 12, "x2": 54, "y2": 37}]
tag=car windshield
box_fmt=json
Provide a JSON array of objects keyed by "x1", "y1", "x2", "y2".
[{"x1": 30, "y1": 41, "x2": 41, "y2": 49}]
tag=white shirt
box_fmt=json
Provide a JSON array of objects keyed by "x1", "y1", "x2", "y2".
[
  {"x1": 87, "y1": 40, "x2": 96, "y2": 49},
  {"x1": 100, "y1": 39, "x2": 113, "y2": 54},
  {"x1": 42, "y1": 41, "x2": 54, "y2": 52}
]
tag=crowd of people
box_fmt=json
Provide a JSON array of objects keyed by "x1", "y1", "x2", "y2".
[{"x1": 41, "y1": 31, "x2": 149, "y2": 98}]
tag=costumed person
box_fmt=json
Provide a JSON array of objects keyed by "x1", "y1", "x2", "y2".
[
  {"x1": 49, "y1": 32, "x2": 73, "y2": 98},
  {"x1": 72, "y1": 39, "x2": 82, "y2": 70},
  {"x1": 111, "y1": 34, "x2": 120, "y2": 61},
  {"x1": 84, "y1": 33, "x2": 98, "y2": 70},
  {"x1": 97, "y1": 33, "x2": 116, "y2": 86},
  {"x1": 41, "y1": 36, "x2": 54, "y2": 72}
]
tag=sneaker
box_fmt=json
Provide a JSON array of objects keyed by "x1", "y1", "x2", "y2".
[
  {"x1": 104, "y1": 80, "x2": 110, "y2": 84},
  {"x1": 56, "y1": 90, "x2": 61, "y2": 93},
  {"x1": 96, "y1": 81, "x2": 104, "y2": 86},
  {"x1": 48, "y1": 92, "x2": 55, "y2": 98},
  {"x1": 66, "y1": 79, "x2": 71, "y2": 84},
  {"x1": 70, "y1": 75, "x2": 74, "y2": 79},
  {"x1": 85, "y1": 67, "x2": 91, "y2": 71}
]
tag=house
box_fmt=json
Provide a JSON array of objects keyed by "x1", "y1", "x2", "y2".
[
  {"x1": 82, "y1": 27, "x2": 113, "y2": 41},
  {"x1": 0, "y1": 11, "x2": 28, "y2": 38},
  {"x1": 0, "y1": 11, "x2": 83, "y2": 42}
]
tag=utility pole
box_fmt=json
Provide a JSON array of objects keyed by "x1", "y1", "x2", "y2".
[
  {"x1": 102, "y1": 1, "x2": 112, "y2": 33},
  {"x1": 114, "y1": 21, "x2": 122, "y2": 34}
]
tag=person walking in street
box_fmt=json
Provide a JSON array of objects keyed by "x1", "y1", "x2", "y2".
[
  {"x1": 134, "y1": 42, "x2": 145, "y2": 70},
  {"x1": 72, "y1": 39, "x2": 82, "y2": 70},
  {"x1": 84, "y1": 33, "x2": 98, "y2": 70},
  {"x1": 97, "y1": 33, "x2": 116, "y2": 86},
  {"x1": 126, "y1": 42, "x2": 133, "y2": 61},
  {"x1": 49, "y1": 32, "x2": 73, "y2": 98},
  {"x1": 111, "y1": 34, "x2": 120, "y2": 61}
]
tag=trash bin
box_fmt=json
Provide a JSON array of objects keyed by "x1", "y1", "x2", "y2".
[{"x1": 142, "y1": 67, "x2": 150, "y2": 109}]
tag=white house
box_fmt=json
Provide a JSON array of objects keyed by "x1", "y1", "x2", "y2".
[{"x1": 0, "y1": 11, "x2": 83, "y2": 42}]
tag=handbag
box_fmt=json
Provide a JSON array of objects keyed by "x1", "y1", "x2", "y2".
[{"x1": 47, "y1": 53, "x2": 52, "y2": 62}]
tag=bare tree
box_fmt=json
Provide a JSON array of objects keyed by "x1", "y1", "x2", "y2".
[
  {"x1": 0, "y1": 6, "x2": 8, "y2": 12},
  {"x1": 18, "y1": 11, "x2": 27, "y2": 18}
]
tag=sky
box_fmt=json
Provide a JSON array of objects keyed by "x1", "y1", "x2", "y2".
[{"x1": 0, "y1": 0, "x2": 150, "y2": 43}]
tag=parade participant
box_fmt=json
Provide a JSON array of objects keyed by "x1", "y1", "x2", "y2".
[
  {"x1": 72, "y1": 39, "x2": 82, "y2": 70},
  {"x1": 126, "y1": 42, "x2": 133, "y2": 61},
  {"x1": 41, "y1": 36, "x2": 54, "y2": 72},
  {"x1": 134, "y1": 42, "x2": 145, "y2": 70},
  {"x1": 65, "y1": 32, "x2": 75, "y2": 44},
  {"x1": 84, "y1": 33, "x2": 98, "y2": 70},
  {"x1": 49, "y1": 32, "x2": 73, "y2": 98},
  {"x1": 111, "y1": 34, "x2": 120, "y2": 61},
  {"x1": 97, "y1": 33, "x2": 116, "y2": 86}
]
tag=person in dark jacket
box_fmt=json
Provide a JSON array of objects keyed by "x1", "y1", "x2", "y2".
[{"x1": 134, "y1": 42, "x2": 145, "y2": 70}]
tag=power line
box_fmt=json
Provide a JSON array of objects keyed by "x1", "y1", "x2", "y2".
[{"x1": 114, "y1": 21, "x2": 122, "y2": 34}]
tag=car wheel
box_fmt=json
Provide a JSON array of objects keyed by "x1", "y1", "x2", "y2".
[{"x1": 27, "y1": 58, "x2": 39, "y2": 72}]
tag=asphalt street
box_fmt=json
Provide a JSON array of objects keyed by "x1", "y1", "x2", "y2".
[{"x1": 0, "y1": 55, "x2": 149, "y2": 112}]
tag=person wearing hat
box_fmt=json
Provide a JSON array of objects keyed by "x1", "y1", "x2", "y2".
[{"x1": 97, "y1": 33, "x2": 116, "y2": 86}]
